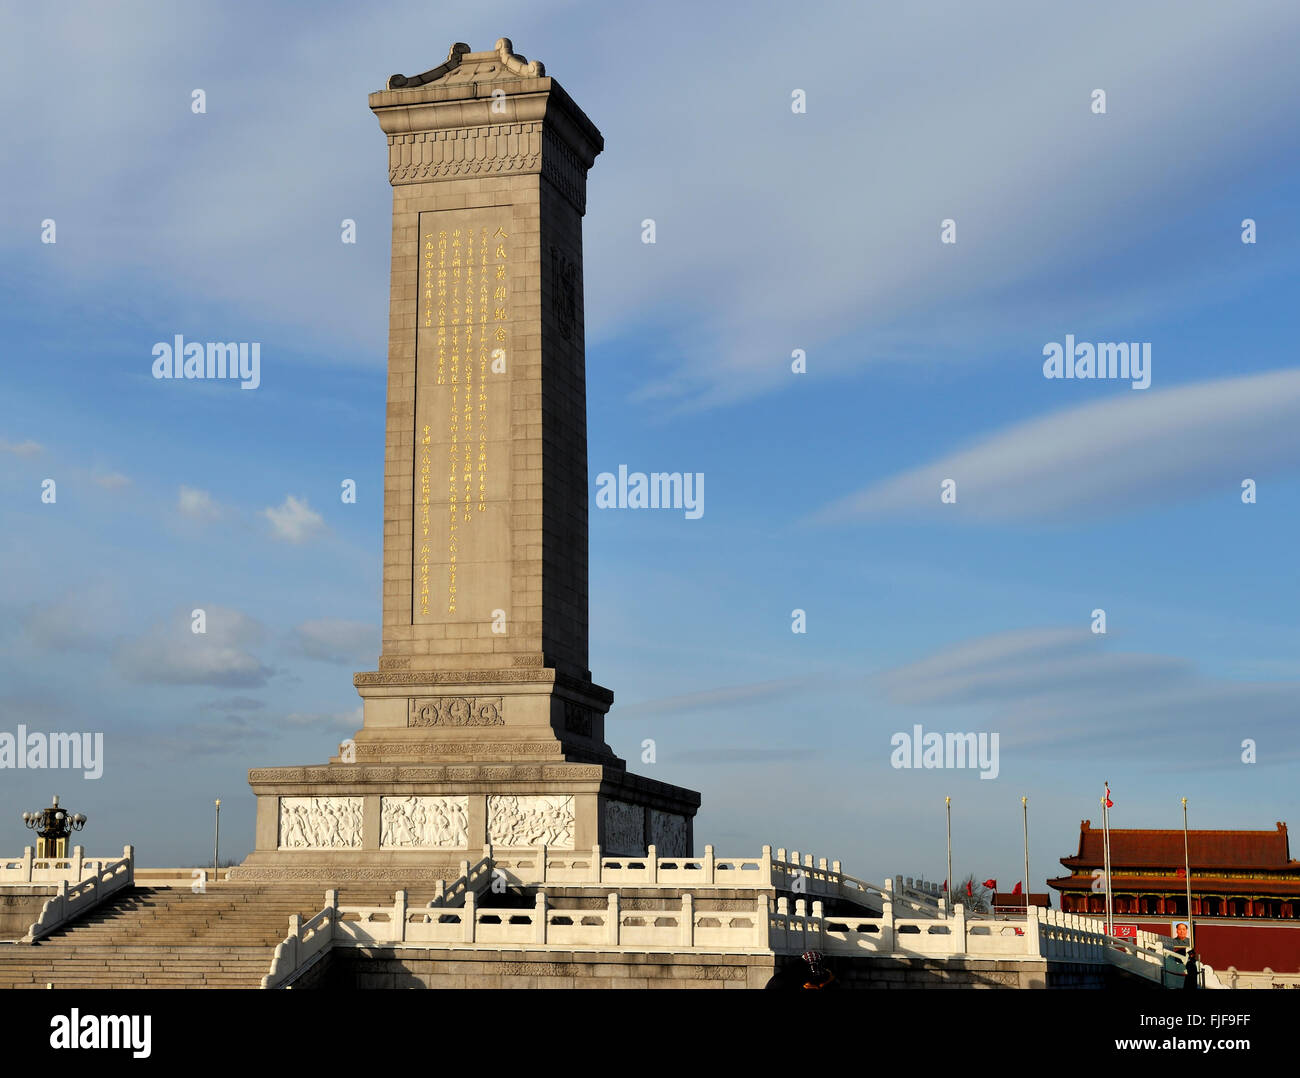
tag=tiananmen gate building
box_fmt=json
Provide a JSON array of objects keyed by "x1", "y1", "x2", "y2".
[{"x1": 1047, "y1": 820, "x2": 1300, "y2": 986}]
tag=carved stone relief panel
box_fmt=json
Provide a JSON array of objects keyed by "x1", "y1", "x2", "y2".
[
  {"x1": 380, "y1": 796, "x2": 469, "y2": 848},
  {"x1": 278, "y1": 797, "x2": 364, "y2": 849},
  {"x1": 487, "y1": 795, "x2": 575, "y2": 849},
  {"x1": 603, "y1": 800, "x2": 645, "y2": 856},
  {"x1": 649, "y1": 809, "x2": 689, "y2": 857}
]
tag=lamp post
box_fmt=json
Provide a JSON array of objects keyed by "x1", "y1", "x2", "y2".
[
  {"x1": 945, "y1": 796, "x2": 953, "y2": 918},
  {"x1": 213, "y1": 799, "x2": 221, "y2": 881},
  {"x1": 21, "y1": 795, "x2": 87, "y2": 858},
  {"x1": 1022, "y1": 796, "x2": 1030, "y2": 914}
]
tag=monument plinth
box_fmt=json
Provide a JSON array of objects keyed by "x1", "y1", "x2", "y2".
[{"x1": 235, "y1": 40, "x2": 700, "y2": 881}]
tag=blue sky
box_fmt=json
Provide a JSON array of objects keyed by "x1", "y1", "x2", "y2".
[{"x1": 1, "y1": 0, "x2": 1299, "y2": 890}]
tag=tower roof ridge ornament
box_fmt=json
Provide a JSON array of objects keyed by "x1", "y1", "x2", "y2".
[{"x1": 387, "y1": 38, "x2": 545, "y2": 90}]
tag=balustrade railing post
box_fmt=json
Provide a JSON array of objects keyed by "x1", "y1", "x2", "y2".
[
  {"x1": 703, "y1": 844, "x2": 715, "y2": 884},
  {"x1": 591, "y1": 843, "x2": 602, "y2": 885},
  {"x1": 647, "y1": 844, "x2": 658, "y2": 883},
  {"x1": 812, "y1": 899, "x2": 825, "y2": 951},
  {"x1": 463, "y1": 890, "x2": 477, "y2": 943},
  {"x1": 395, "y1": 889, "x2": 408, "y2": 943},
  {"x1": 287, "y1": 914, "x2": 301, "y2": 968},
  {"x1": 607, "y1": 892, "x2": 620, "y2": 947},
  {"x1": 535, "y1": 891, "x2": 547, "y2": 945},
  {"x1": 72, "y1": 846, "x2": 84, "y2": 881},
  {"x1": 953, "y1": 902, "x2": 968, "y2": 956},
  {"x1": 881, "y1": 878, "x2": 895, "y2": 952},
  {"x1": 123, "y1": 845, "x2": 134, "y2": 885},
  {"x1": 1025, "y1": 904, "x2": 1042, "y2": 957},
  {"x1": 760, "y1": 845, "x2": 773, "y2": 886},
  {"x1": 755, "y1": 893, "x2": 770, "y2": 949},
  {"x1": 22, "y1": 846, "x2": 33, "y2": 883},
  {"x1": 680, "y1": 893, "x2": 694, "y2": 948},
  {"x1": 324, "y1": 890, "x2": 338, "y2": 943}
]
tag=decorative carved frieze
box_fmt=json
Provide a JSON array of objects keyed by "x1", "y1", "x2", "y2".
[
  {"x1": 500, "y1": 962, "x2": 580, "y2": 977},
  {"x1": 387, "y1": 122, "x2": 543, "y2": 185},
  {"x1": 540, "y1": 127, "x2": 590, "y2": 214},
  {"x1": 232, "y1": 866, "x2": 464, "y2": 882},
  {"x1": 354, "y1": 669, "x2": 614, "y2": 706},
  {"x1": 488, "y1": 795, "x2": 575, "y2": 849},
  {"x1": 278, "y1": 797, "x2": 363, "y2": 850},
  {"x1": 408, "y1": 696, "x2": 504, "y2": 727},
  {"x1": 355, "y1": 741, "x2": 555, "y2": 758},
  {"x1": 380, "y1": 796, "x2": 468, "y2": 848}
]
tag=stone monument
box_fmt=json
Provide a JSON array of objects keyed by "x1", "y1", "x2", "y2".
[{"x1": 234, "y1": 40, "x2": 700, "y2": 881}]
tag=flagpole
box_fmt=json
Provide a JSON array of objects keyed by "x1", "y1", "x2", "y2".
[
  {"x1": 1022, "y1": 796, "x2": 1030, "y2": 916},
  {"x1": 1102, "y1": 785, "x2": 1114, "y2": 937},
  {"x1": 945, "y1": 796, "x2": 953, "y2": 919},
  {"x1": 1182, "y1": 797, "x2": 1194, "y2": 950}
]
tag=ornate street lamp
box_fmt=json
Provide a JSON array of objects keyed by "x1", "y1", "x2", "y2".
[{"x1": 21, "y1": 795, "x2": 87, "y2": 858}]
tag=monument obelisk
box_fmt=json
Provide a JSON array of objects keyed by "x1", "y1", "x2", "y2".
[{"x1": 235, "y1": 40, "x2": 699, "y2": 881}]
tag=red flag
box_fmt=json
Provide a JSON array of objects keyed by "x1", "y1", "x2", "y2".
[
  {"x1": 1104, "y1": 783, "x2": 1113, "y2": 809},
  {"x1": 1012, "y1": 881, "x2": 1023, "y2": 895},
  {"x1": 966, "y1": 881, "x2": 973, "y2": 897},
  {"x1": 942, "y1": 880, "x2": 948, "y2": 892},
  {"x1": 983, "y1": 879, "x2": 997, "y2": 891}
]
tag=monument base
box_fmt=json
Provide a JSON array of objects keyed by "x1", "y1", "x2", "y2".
[{"x1": 231, "y1": 759, "x2": 699, "y2": 884}]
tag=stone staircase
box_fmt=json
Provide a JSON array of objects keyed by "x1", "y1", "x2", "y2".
[{"x1": 0, "y1": 883, "x2": 434, "y2": 989}]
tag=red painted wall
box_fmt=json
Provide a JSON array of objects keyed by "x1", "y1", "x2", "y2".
[{"x1": 1122, "y1": 918, "x2": 1300, "y2": 973}]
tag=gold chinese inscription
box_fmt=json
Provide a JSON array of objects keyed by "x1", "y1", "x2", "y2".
[{"x1": 413, "y1": 209, "x2": 510, "y2": 623}]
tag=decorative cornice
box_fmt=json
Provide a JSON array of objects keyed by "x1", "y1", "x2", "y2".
[
  {"x1": 248, "y1": 762, "x2": 610, "y2": 785},
  {"x1": 387, "y1": 38, "x2": 544, "y2": 91},
  {"x1": 387, "y1": 42, "x2": 471, "y2": 89},
  {"x1": 354, "y1": 667, "x2": 614, "y2": 705},
  {"x1": 496, "y1": 37, "x2": 545, "y2": 78},
  {"x1": 386, "y1": 121, "x2": 543, "y2": 185}
]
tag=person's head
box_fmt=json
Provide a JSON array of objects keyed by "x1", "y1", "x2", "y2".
[
  {"x1": 1175, "y1": 922, "x2": 1189, "y2": 939},
  {"x1": 801, "y1": 949, "x2": 824, "y2": 974}
]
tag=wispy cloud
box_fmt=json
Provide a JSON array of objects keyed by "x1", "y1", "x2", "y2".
[
  {"x1": 287, "y1": 618, "x2": 377, "y2": 665},
  {"x1": 818, "y1": 369, "x2": 1300, "y2": 524},
  {"x1": 93, "y1": 471, "x2": 131, "y2": 491},
  {"x1": 668, "y1": 747, "x2": 820, "y2": 765},
  {"x1": 21, "y1": 580, "x2": 123, "y2": 653},
  {"x1": 0, "y1": 439, "x2": 42, "y2": 456},
  {"x1": 112, "y1": 606, "x2": 274, "y2": 687},
  {"x1": 282, "y1": 705, "x2": 362, "y2": 731},
  {"x1": 879, "y1": 628, "x2": 1300, "y2": 766},
  {"x1": 262, "y1": 495, "x2": 326, "y2": 544},
  {"x1": 177, "y1": 485, "x2": 221, "y2": 520},
  {"x1": 611, "y1": 676, "x2": 814, "y2": 719}
]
